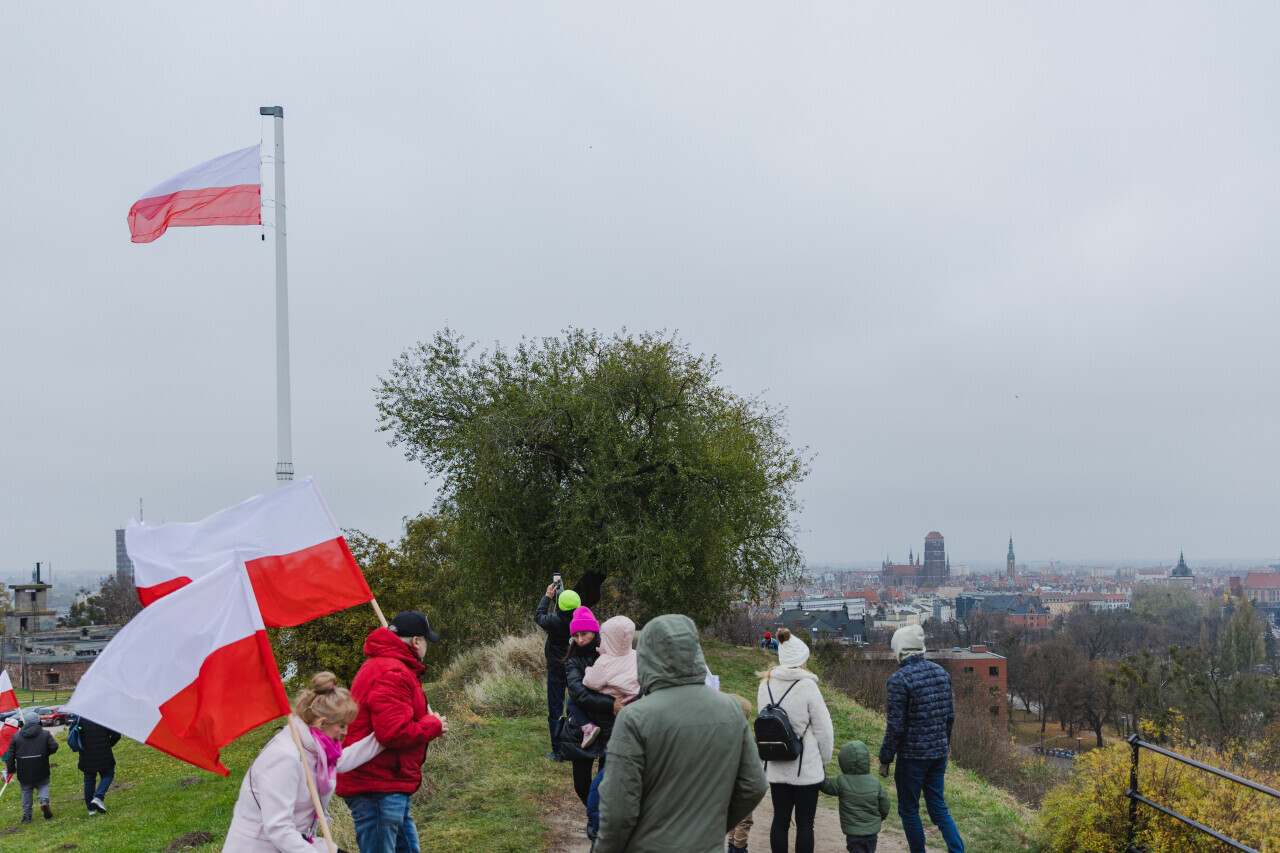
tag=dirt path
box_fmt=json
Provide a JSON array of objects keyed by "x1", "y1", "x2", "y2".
[{"x1": 546, "y1": 789, "x2": 919, "y2": 852}]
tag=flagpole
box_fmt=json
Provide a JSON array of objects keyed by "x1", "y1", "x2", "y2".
[
  {"x1": 287, "y1": 715, "x2": 337, "y2": 853},
  {"x1": 261, "y1": 106, "x2": 293, "y2": 486}
]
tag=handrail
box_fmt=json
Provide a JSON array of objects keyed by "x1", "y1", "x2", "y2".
[{"x1": 1125, "y1": 734, "x2": 1280, "y2": 853}]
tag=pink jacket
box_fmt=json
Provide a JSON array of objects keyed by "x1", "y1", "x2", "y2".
[{"x1": 584, "y1": 616, "x2": 640, "y2": 700}]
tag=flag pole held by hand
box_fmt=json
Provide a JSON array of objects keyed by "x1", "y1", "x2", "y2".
[{"x1": 287, "y1": 715, "x2": 337, "y2": 853}]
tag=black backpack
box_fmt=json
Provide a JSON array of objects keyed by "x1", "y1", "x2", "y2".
[{"x1": 754, "y1": 680, "x2": 810, "y2": 774}]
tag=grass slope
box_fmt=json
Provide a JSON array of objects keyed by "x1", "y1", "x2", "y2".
[
  {"x1": 2, "y1": 635, "x2": 1038, "y2": 852},
  {"x1": 703, "y1": 640, "x2": 1037, "y2": 853}
]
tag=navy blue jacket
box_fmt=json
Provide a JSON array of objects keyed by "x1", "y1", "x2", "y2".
[
  {"x1": 535, "y1": 595, "x2": 573, "y2": 669},
  {"x1": 878, "y1": 654, "x2": 955, "y2": 764}
]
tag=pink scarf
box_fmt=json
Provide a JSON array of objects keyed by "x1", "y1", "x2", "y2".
[{"x1": 310, "y1": 728, "x2": 344, "y2": 799}]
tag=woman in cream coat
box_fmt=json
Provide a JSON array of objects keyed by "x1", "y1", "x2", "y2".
[
  {"x1": 224, "y1": 672, "x2": 382, "y2": 852},
  {"x1": 756, "y1": 629, "x2": 834, "y2": 853}
]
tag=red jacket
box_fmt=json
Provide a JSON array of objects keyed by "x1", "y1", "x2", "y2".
[{"x1": 336, "y1": 627, "x2": 443, "y2": 796}]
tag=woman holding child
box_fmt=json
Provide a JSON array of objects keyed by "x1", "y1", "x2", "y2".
[
  {"x1": 563, "y1": 607, "x2": 640, "y2": 842},
  {"x1": 757, "y1": 628, "x2": 834, "y2": 853},
  {"x1": 223, "y1": 672, "x2": 383, "y2": 852}
]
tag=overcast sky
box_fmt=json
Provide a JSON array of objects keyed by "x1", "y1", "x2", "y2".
[{"x1": 4, "y1": 3, "x2": 1278, "y2": 582}]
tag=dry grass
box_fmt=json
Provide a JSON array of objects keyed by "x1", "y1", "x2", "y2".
[{"x1": 434, "y1": 631, "x2": 547, "y2": 721}]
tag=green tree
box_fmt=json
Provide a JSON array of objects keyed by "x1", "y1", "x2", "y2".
[
  {"x1": 271, "y1": 516, "x2": 466, "y2": 688},
  {"x1": 59, "y1": 588, "x2": 106, "y2": 627},
  {"x1": 375, "y1": 327, "x2": 809, "y2": 626}
]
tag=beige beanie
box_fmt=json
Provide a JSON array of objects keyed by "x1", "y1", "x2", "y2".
[{"x1": 891, "y1": 624, "x2": 926, "y2": 663}]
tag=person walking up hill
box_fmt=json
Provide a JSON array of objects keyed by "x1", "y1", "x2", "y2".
[
  {"x1": 757, "y1": 628, "x2": 834, "y2": 853},
  {"x1": 594, "y1": 614, "x2": 767, "y2": 853},
  {"x1": 878, "y1": 624, "x2": 964, "y2": 853},
  {"x1": 73, "y1": 716, "x2": 121, "y2": 815},
  {"x1": 3, "y1": 710, "x2": 57, "y2": 823}
]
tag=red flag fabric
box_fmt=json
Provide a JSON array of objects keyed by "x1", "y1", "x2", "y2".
[
  {"x1": 63, "y1": 560, "x2": 290, "y2": 775},
  {"x1": 126, "y1": 477, "x2": 372, "y2": 627},
  {"x1": 127, "y1": 145, "x2": 261, "y2": 243}
]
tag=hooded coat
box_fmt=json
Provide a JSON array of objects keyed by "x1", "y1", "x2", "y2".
[
  {"x1": 225, "y1": 717, "x2": 383, "y2": 852},
  {"x1": 818, "y1": 740, "x2": 891, "y2": 837},
  {"x1": 594, "y1": 615, "x2": 768, "y2": 853},
  {"x1": 583, "y1": 615, "x2": 640, "y2": 700},
  {"x1": 565, "y1": 636, "x2": 614, "y2": 747},
  {"x1": 335, "y1": 627, "x2": 444, "y2": 797},
  {"x1": 756, "y1": 666, "x2": 835, "y2": 786},
  {"x1": 4, "y1": 718, "x2": 57, "y2": 784}
]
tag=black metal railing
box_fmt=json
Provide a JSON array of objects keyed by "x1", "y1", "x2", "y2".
[{"x1": 1125, "y1": 734, "x2": 1280, "y2": 853}]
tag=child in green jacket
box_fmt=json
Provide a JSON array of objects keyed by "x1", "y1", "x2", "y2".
[{"x1": 818, "y1": 740, "x2": 891, "y2": 853}]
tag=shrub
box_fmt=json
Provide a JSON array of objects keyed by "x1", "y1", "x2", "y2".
[
  {"x1": 435, "y1": 631, "x2": 546, "y2": 720},
  {"x1": 1038, "y1": 739, "x2": 1280, "y2": 852}
]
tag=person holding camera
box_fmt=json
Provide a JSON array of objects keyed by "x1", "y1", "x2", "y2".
[{"x1": 536, "y1": 575, "x2": 579, "y2": 761}]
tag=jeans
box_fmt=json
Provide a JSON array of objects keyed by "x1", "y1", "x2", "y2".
[
  {"x1": 769, "y1": 782, "x2": 820, "y2": 853},
  {"x1": 894, "y1": 757, "x2": 965, "y2": 853},
  {"x1": 344, "y1": 792, "x2": 419, "y2": 853},
  {"x1": 547, "y1": 664, "x2": 567, "y2": 755},
  {"x1": 586, "y1": 752, "x2": 606, "y2": 834},
  {"x1": 84, "y1": 769, "x2": 114, "y2": 807},
  {"x1": 846, "y1": 833, "x2": 879, "y2": 853},
  {"x1": 20, "y1": 777, "x2": 51, "y2": 819}
]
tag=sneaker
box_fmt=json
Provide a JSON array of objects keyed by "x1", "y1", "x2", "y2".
[
  {"x1": 41, "y1": 803, "x2": 53, "y2": 819},
  {"x1": 91, "y1": 797, "x2": 107, "y2": 814},
  {"x1": 544, "y1": 751, "x2": 564, "y2": 762},
  {"x1": 88, "y1": 808, "x2": 97, "y2": 816},
  {"x1": 21, "y1": 816, "x2": 31, "y2": 824},
  {"x1": 582, "y1": 723, "x2": 600, "y2": 748}
]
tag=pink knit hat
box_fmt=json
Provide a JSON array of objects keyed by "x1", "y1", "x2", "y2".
[{"x1": 569, "y1": 607, "x2": 600, "y2": 634}]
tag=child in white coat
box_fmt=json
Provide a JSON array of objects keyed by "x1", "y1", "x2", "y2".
[{"x1": 223, "y1": 672, "x2": 383, "y2": 852}]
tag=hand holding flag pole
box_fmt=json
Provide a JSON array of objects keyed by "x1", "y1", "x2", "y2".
[{"x1": 286, "y1": 716, "x2": 336, "y2": 853}]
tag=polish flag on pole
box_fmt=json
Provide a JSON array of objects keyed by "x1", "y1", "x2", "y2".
[
  {"x1": 127, "y1": 145, "x2": 261, "y2": 243},
  {"x1": 63, "y1": 560, "x2": 290, "y2": 775},
  {"x1": 0, "y1": 670, "x2": 16, "y2": 714},
  {"x1": 126, "y1": 477, "x2": 372, "y2": 627}
]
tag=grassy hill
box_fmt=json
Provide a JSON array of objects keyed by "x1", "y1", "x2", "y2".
[{"x1": 1, "y1": 634, "x2": 1038, "y2": 852}]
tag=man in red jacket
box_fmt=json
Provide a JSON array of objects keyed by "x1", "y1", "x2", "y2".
[{"x1": 338, "y1": 610, "x2": 448, "y2": 853}]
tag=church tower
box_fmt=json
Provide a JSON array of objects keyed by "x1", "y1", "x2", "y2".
[{"x1": 1007, "y1": 536, "x2": 1016, "y2": 584}]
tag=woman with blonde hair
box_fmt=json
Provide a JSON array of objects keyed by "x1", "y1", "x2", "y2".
[
  {"x1": 223, "y1": 672, "x2": 383, "y2": 852},
  {"x1": 757, "y1": 629, "x2": 834, "y2": 853}
]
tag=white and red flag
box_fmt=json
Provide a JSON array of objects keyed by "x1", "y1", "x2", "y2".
[
  {"x1": 126, "y1": 477, "x2": 372, "y2": 627},
  {"x1": 127, "y1": 145, "x2": 261, "y2": 243},
  {"x1": 63, "y1": 559, "x2": 290, "y2": 775},
  {"x1": 0, "y1": 670, "x2": 16, "y2": 714}
]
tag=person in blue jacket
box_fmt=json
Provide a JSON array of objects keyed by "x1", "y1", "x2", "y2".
[{"x1": 877, "y1": 624, "x2": 964, "y2": 853}]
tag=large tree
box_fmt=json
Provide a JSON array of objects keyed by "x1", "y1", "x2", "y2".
[{"x1": 375, "y1": 327, "x2": 809, "y2": 625}]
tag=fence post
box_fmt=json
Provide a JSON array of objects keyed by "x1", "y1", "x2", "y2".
[{"x1": 1126, "y1": 734, "x2": 1140, "y2": 851}]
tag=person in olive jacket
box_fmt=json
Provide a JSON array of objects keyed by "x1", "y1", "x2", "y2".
[
  {"x1": 74, "y1": 716, "x2": 121, "y2": 814},
  {"x1": 819, "y1": 740, "x2": 891, "y2": 853},
  {"x1": 594, "y1": 614, "x2": 767, "y2": 853}
]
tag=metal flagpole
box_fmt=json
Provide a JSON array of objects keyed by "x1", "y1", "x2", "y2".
[{"x1": 261, "y1": 106, "x2": 293, "y2": 485}]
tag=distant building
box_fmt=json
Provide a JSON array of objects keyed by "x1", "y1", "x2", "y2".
[
  {"x1": 881, "y1": 532, "x2": 950, "y2": 587},
  {"x1": 115, "y1": 528, "x2": 134, "y2": 583},
  {"x1": 3, "y1": 563, "x2": 56, "y2": 636},
  {"x1": 1169, "y1": 552, "x2": 1194, "y2": 586},
  {"x1": 1243, "y1": 571, "x2": 1280, "y2": 618},
  {"x1": 1007, "y1": 537, "x2": 1016, "y2": 584},
  {"x1": 855, "y1": 644, "x2": 1008, "y2": 728},
  {"x1": 776, "y1": 604, "x2": 866, "y2": 644}
]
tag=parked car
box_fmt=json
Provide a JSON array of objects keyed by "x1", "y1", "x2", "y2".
[
  {"x1": 33, "y1": 706, "x2": 69, "y2": 726},
  {"x1": 0, "y1": 708, "x2": 21, "y2": 724}
]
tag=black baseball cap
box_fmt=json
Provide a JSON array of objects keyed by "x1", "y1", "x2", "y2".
[{"x1": 388, "y1": 610, "x2": 442, "y2": 643}]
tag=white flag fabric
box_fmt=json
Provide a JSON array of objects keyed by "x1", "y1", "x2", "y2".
[{"x1": 64, "y1": 559, "x2": 290, "y2": 775}]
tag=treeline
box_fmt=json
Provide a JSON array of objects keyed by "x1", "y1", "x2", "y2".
[{"x1": 928, "y1": 585, "x2": 1280, "y2": 761}]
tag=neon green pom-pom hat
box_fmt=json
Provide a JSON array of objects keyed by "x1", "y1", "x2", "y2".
[{"x1": 557, "y1": 589, "x2": 581, "y2": 611}]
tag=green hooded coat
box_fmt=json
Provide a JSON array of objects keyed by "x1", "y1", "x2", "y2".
[
  {"x1": 817, "y1": 740, "x2": 891, "y2": 837},
  {"x1": 594, "y1": 614, "x2": 768, "y2": 853}
]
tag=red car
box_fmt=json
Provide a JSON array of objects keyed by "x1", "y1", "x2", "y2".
[{"x1": 33, "y1": 706, "x2": 69, "y2": 727}]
